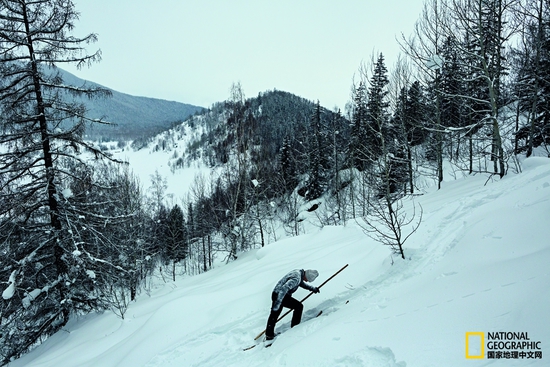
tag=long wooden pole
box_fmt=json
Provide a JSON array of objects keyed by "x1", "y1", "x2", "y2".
[{"x1": 254, "y1": 264, "x2": 349, "y2": 340}]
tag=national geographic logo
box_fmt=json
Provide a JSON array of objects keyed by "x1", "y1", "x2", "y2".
[{"x1": 466, "y1": 331, "x2": 543, "y2": 360}]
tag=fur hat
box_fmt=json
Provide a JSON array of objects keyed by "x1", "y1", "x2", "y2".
[{"x1": 305, "y1": 269, "x2": 319, "y2": 282}]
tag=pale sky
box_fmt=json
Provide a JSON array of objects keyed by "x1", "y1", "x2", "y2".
[{"x1": 67, "y1": 0, "x2": 425, "y2": 110}]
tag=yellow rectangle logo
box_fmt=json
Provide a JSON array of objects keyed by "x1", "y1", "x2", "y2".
[{"x1": 466, "y1": 332, "x2": 485, "y2": 359}]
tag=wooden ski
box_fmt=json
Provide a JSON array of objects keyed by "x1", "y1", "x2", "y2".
[{"x1": 243, "y1": 310, "x2": 324, "y2": 351}]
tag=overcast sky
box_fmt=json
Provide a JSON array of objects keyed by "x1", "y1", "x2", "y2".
[{"x1": 67, "y1": 0, "x2": 425, "y2": 110}]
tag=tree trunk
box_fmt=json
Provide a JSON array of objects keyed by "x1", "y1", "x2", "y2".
[
  {"x1": 202, "y1": 237, "x2": 207, "y2": 272},
  {"x1": 258, "y1": 218, "x2": 265, "y2": 247},
  {"x1": 23, "y1": 3, "x2": 67, "y2": 322},
  {"x1": 407, "y1": 145, "x2": 414, "y2": 194}
]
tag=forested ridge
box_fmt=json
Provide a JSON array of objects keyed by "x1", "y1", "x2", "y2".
[{"x1": 1, "y1": 0, "x2": 549, "y2": 364}]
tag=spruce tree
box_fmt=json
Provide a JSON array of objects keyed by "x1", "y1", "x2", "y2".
[
  {"x1": 349, "y1": 81, "x2": 369, "y2": 170},
  {"x1": 165, "y1": 204, "x2": 187, "y2": 281},
  {"x1": 366, "y1": 53, "x2": 390, "y2": 161},
  {"x1": 404, "y1": 81, "x2": 428, "y2": 147}
]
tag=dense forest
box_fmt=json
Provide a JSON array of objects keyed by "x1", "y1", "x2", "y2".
[{"x1": 1, "y1": 0, "x2": 549, "y2": 364}]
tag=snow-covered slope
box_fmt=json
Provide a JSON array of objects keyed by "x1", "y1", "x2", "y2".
[
  {"x1": 107, "y1": 118, "x2": 213, "y2": 199},
  {"x1": 53, "y1": 67, "x2": 204, "y2": 140},
  {"x1": 9, "y1": 157, "x2": 550, "y2": 367}
]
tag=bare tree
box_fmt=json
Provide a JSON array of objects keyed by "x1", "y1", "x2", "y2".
[
  {"x1": 188, "y1": 172, "x2": 214, "y2": 274},
  {"x1": 360, "y1": 196, "x2": 423, "y2": 260},
  {"x1": 448, "y1": 0, "x2": 520, "y2": 177},
  {"x1": 399, "y1": 0, "x2": 450, "y2": 188}
]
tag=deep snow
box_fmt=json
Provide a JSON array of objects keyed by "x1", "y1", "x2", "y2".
[{"x1": 9, "y1": 156, "x2": 550, "y2": 367}]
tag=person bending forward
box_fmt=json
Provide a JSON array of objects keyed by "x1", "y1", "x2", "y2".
[{"x1": 265, "y1": 269, "x2": 319, "y2": 340}]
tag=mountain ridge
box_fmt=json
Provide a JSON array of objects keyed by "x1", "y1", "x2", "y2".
[{"x1": 54, "y1": 67, "x2": 205, "y2": 141}]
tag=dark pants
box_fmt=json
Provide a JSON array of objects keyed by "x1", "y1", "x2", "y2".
[{"x1": 265, "y1": 292, "x2": 303, "y2": 339}]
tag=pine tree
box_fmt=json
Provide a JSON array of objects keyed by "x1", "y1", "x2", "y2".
[
  {"x1": 366, "y1": 53, "x2": 390, "y2": 161},
  {"x1": 165, "y1": 204, "x2": 187, "y2": 281},
  {"x1": 514, "y1": 0, "x2": 550, "y2": 155},
  {"x1": 392, "y1": 80, "x2": 428, "y2": 194},
  {"x1": 404, "y1": 81, "x2": 428, "y2": 147},
  {"x1": 280, "y1": 136, "x2": 298, "y2": 192},
  {"x1": 349, "y1": 81, "x2": 369, "y2": 170},
  {"x1": 306, "y1": 101, "x2": 325, "y2": 200},
  {"x1": 0, "y1": 1, "x2": 118, "y2": 361},
  {"x1": 439, "y1": 35, "x2": 468, "y2": 161}
]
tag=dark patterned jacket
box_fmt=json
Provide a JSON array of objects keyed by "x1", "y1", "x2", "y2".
[{"x1": 271, "y1": 269, "x2": 316, "y2": 311}]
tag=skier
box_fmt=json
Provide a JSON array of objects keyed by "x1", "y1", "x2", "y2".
[{"x1": 265, "y1": 269, "x2": 320, "y2": 341}]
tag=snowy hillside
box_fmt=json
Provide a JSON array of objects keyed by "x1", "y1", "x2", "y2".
[
  {"x1": 103, "y1": 90, "x2": 339, "y2": 200},
  {"x1": 9, "y1": 156, "x2": 550, "y2": 367},
  {"x1": 53, "y1": 67, "x2": 204, "y2": 140},
  {"x1": 106, "y1": 116, "x2": 214, "y2": 199}
]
